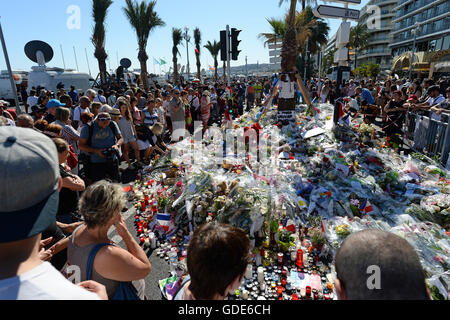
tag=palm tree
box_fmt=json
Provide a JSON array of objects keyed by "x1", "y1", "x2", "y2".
[
  {"x1": 193, "y1": 28, "x2": 202, "y2": 80},
  {"x1": 172, "y1": 28, "x2": 183, "y2": 85},
  {"x1": 91, "y1": 0, "x2": 113, "y2": 86},
  {"x1": 280, "y1": 0, "x2": 298, "y2": 74},
  {"x1": 258, "y1": 18, "x2": 286, "y2": 47},
  {"x1": 348, "y1": 23, "x2": 370, "y2": 70},
  {"x1": 123, "y1": 0, "x2": 165, "y2": 91},
  {"x1": 204, "y1": 40, "x2": 221, "y2": 81}
]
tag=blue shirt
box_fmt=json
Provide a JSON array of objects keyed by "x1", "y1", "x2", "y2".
[
  {"x1": 80, "y1": 121, "x2": 121, "y2": 163},
  {"x1": 361, "y1": 88, "x2": 375, "y2": 105},
  {"x1": 143, "y1": 108, "x2": 159, "y2": 126},
  {"x1": 68, "y1": 90, "x2": 79, "y2": 103}
]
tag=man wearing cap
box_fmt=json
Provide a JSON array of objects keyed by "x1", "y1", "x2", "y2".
[
  {"x1": 79, "y1": 112, "x2": 123, "y2": 183},
  {"x1": 0, "y1": 127, "x2": 106, "y2": 300},
  {"x1": 43, "y1": 99, "x2": 66, "y2": 124}
]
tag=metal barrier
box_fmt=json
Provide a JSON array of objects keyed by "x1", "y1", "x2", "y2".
[{"x1": 404, "y1": 111, "x2": 450, "y2": 168}]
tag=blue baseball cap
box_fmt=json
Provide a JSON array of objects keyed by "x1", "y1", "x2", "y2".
[{"x1": 47, "y1": 99, "x2": 66, "y2": 109}]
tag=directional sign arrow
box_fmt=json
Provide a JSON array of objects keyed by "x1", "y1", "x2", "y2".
[{"x1": 313, "y1": 5, "x2": 360, "y2": 20}]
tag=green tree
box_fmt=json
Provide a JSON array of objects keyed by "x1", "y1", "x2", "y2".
[
  {"x1": 204, "y1": 40, "x2": 221, "y2": 82},
  {"x1": 172, "y1": 28, "x2": 183, "y2": 85},
  {"x1": 347, "y1": 23, "x2": 370, "y2": 70},
  {"x1": 194, "y1": 28, "x2": 202, "y2": 81},
  {"x1": 91, "y1": 0, "x2": 113, "y2": 86},
  {"x1": 123, "y1": 0, "x2": 165, "y2": 91},
  {"x1": 366, "y1": 62, "x2": 380, "y2": 78},
  {"x1": 323, "y1": 48, "x2": 337, "y2": 73}
]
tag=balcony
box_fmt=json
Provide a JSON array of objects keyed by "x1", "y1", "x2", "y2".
[
  {"x1": 394, "y1": 0, "x2": 447, "y2": 22},
  {"x1": 358, "y1": 49, "x2": 392, "y2": 58},
  {"x1": 391, "y1": 21, "x2": 450, "y2": 47}
]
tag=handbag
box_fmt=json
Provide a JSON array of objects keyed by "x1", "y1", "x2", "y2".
[
  {"x1": 67, "y1": 145, "x2": 78, "y2": 169},
  {"x1": 86, "y1": 243, "x2": 141, "y2": 300}
]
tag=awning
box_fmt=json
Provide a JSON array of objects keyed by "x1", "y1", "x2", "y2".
[{"x1": 434, "y1": 61, "x2": 450, "y2": 72}]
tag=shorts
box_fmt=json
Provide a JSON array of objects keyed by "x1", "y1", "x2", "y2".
[
  {"x1": 123, "y1": 136, "x2": 137, "y2": 145},
  {"x1": 138, "y1": 139, "x2": 151, "y2": 151}
]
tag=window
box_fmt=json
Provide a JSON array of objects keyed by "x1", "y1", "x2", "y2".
[
  {"x1": 443, "y1": 36, "x2": 450, "y2": 50},
  {"x1": 376, "y1": 57, "x2": 382, "y2": 64},
  {"x1": 435, "y1": 38, "x2": 443, "y2": 51}
]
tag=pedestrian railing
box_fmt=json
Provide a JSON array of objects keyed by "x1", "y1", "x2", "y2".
[{"x1": 403, "y1": 111, "x2": 450, "y2": 168}]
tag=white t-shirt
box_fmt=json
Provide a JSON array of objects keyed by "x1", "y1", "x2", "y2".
[
  {"x1": 26, "y1": 96, "x2": 39, "y2": 108},
  {"x1": 162, "y1": 100, "x2": 171, "y2": 115},
  {"x1": 0, "y1": 262, "x2": 100, "y2": 300},
  {"x1": 73, "y1": 106, "x2": 90, "y2": 122}
]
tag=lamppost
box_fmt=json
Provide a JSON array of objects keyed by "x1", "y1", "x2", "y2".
[
  {"x1": 184, "y1": 27, "x2": 191, "y2": 79},
  {"x1": 408, "y1": 22, "x2": 421, "y2": 81}
]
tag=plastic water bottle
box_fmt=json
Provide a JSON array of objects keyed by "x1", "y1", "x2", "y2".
[{"x1": 169, "y1": 248, "x2": 178, "y2": 275}]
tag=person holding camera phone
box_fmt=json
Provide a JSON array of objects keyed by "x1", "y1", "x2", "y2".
[{"x1": 79, "y1": 112, "x2": 123, "y2": 183}]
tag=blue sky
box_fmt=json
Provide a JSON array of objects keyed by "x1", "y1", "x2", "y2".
[{"x1": 0, "y1": 0, "x2": 365, "y2": 76}]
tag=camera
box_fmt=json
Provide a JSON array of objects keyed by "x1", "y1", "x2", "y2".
[{"x1": 102, "y1": 148, "x2": 117, "y2": 161}]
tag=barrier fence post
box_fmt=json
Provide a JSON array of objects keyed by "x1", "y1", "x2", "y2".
[{"x1": 441, "y1": 116, "x2": 450, "y2": 167}]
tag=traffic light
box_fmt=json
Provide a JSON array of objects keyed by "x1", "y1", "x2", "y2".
[
  {"x1": 220, "y1": 30, "x2": 227, "y2": 61},
  {"x1": 231, "y1": 28, "x2": 241, "y2": 61}
]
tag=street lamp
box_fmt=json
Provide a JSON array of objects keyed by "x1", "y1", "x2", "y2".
[
  {"x1": 408, "y1": 22, "x2": 421, "y2": 81},
  {"x1": 184, "y1": 27, "x2": 191, "y2": 79}
]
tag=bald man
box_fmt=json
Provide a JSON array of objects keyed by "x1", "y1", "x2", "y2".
[
  {"x1": 334, "y1": 229, "x2": 429, "y2": 300},
  {"x1": 16, "y1": 114, "x2": 34, "y2": 129}
]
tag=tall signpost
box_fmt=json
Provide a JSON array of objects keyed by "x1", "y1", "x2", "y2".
[
  {"x1": 314, "y1": 0, "x2": 360, "y2": 125},
  {"x1": 313, "y1": 0, "x2": 360, "y2": 88}
]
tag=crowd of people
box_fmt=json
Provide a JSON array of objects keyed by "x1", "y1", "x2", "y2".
[
  {"x1": 0, "y1": 74, "x2": 441, "y2": 300},
  {"x1": 308, "y1": 77, "x2": 450, "y2": 150}
]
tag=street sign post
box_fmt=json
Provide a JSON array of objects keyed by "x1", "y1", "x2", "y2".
[{"x1": 313, "y1": 5, "x2": 360, "y2": 20}]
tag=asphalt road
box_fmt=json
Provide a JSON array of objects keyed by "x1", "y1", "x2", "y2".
[
  {"x1": 108, "y1": 172, "x2": 171, "y2": 300},
  {"x1": 107, "y1": 191, "x2": 168, "y2": 300}
]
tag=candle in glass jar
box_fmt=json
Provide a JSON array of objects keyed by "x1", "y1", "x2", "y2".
[
  {"x1": 296, "y1": 248, "x2": 303, "y2": 268},
  {"x1": 277, "y1": 252, "x2": 284, "y2": 265},
  {"x1": 245, "y1": 265, "x2": 253, "y2": 280},
  {"x1": 257, "y1": 267, "x2": 264, "y2": 283},
  {"x1": 306, "y1": 286, "x2": 311, "y2": 296}
]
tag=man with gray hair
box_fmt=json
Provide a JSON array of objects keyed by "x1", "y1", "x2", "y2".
[
  {"x1": 334, "y1": 229, "x2": 429, "y2": 300},
  {"x1": 0, "y1": 127, "x2": 106, "y2": 299},
  {"x1": 85, "y1": 89, "x2": 97, "y2": 103}
]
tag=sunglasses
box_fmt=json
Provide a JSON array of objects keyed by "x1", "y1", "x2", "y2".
[{"x1": 98, "y1": 117, "x2": 111, "y2": 122}]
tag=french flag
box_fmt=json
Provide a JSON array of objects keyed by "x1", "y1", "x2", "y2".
[
  {"x1": 157, "y1": 213, "x2": 174, "y2": 233},
  {"x1": 359, "y1": 200, "x2": 374, "y2": 214}
]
